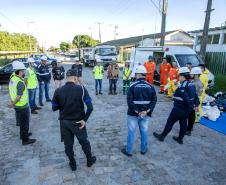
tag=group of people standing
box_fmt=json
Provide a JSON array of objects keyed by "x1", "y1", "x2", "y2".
[
  {"x1": 7, "y1": 54, "x2": 210, "y2": 171},
  {"x1": 143, "y1": 56, "x2": 179, "y2": 96},
  {"x1": 93, "y1": 58, "x2": 132, "y2": 95}
]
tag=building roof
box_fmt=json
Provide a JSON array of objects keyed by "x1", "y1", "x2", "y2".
[
  {"x1": 188, "y1": 26, "x2": 226, "y2": 34},
  {"x1": 102, "y1": 30, "x2": 189, "y2": 47}
]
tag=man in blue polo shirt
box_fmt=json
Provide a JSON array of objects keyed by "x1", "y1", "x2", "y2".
[{"x1": 121, "y1": 65, "x2": 157, "y2": 157}]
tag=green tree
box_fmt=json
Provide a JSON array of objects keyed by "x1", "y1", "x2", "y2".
[
  {"x1": 60, "y1": 42, "x2": 70, "y2": 52},
  {"x1": 49, "y1": 46, "x2": 59, "y2": 52},
  {"x1": 0, "y1": 31, "x2": 37, "y2": 51},
  {"x1": 72, "y1": 35, "x2": 100, "y2": 48}
]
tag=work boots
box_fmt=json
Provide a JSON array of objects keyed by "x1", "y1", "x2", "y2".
[
  {"x1": 87, "y1": 156, "x2": 96, "y2": 167},
  {"x1": 172, "y1": 136, "x2": 183, "y2": 144},
  {"x1": 31, "y1": 109, "x2": 38, "y2": 114},
  {"x1": 22, "y1": 138, "x2": 36, "y2": 145},
  {"x1": 69, "y1": 158, "x2": 77, "y2": 171},
  {"x1": 153, "y1": 132, "x2": 165, "y2": 142}
]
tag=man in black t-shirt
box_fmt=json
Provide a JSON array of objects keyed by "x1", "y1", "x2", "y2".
[
  {"x1": 52, "y1": 69, "x2": 96, "y2": 171},
  {"x1": 52, "y1": 59, "x2": 65, "y2": 88},
  {"x1": 71, "y1": 60, "x2": 83, "y2": 84}
]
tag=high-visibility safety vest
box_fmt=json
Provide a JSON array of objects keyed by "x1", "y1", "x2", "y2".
[
  {"x1": 93, "y1": 66, "x2": 104, "y2": 79},
  {"x1": 27, "y1": 67, "x2": 38, "y2": 89},
  {"x1": 123, "y1": 67, "x2": 131, "y2": 80},
  {"x1": 9, "y1": 76, "x2": 28, "y2": 107}
]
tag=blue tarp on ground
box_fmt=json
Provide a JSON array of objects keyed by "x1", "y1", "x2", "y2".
[{"x1": 200, "y1": 113, "x2": 226, "y2": 135}]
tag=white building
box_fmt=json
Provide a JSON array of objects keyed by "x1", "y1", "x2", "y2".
[
  {"x1": 189, "y1": 26, "x2": 226, "y2": 52},
  {"x1": 103, "y1": 29, "x2": 194, "y2": 61}
]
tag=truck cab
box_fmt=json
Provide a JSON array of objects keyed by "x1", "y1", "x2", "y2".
[
  {"x1": 82, "y1": 45, "x2": 118, "y2": 69},
  {"x1": 130, "y1": 46, "x2": 215, "y2": 87}
]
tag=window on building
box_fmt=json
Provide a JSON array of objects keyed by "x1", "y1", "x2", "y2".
[
  {"x1": 224, "y1": 34, "x2": 226, "y2": 44},
  {"x1": 212, "y1": 34, "x2": 220, "y2": 44},
  {"x1": 197, "y1": 36, "x2": 202, "y2": 44},
  {"x1": 208, "y1": 35, "x2": 212, "y2": 44}
]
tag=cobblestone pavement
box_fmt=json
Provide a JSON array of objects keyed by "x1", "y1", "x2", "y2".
[{"x1": 0, "y1": 63, "x2": 226, "y2": 185}]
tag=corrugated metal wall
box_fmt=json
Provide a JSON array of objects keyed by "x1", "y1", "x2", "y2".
[{"x1": 205, "y1": 52, "x2": 226, "y2": 75}]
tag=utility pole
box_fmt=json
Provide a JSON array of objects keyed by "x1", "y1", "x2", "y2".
[
  {"x1": 97, "y1": 22, "x2": 103, "y2": 43},
  {"x1": 77, "y1": 35, "x2": 81, "y2": 60},
  {"x1": 141, "y1": 28, "x2": 144, "y2": 46},
  {"x1": 114, "y1": 25, "x2": 118, "y2": 40},
  {"x1": 160, "y1": 0, "x2": 167, "y2": 46},
  {"x1": 200, "y1": 0, "x2": 214, "y2": 60},
  {"x1": 27, "y1": 21, "x2": 35, "y2": 52},
  {"x1": 89, "y1": 27, "x2": 92, "y2": 38}
]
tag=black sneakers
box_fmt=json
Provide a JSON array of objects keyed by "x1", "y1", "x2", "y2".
[
  {"x1": 140, "y1": 150, "x2": 148, "y2": 155},
  {"x1": 31, "y1": 110, "x2": 38, "y2": 114},
  {"x1": 172, "y1": 136, "x2": 183, "y2": 144},
  {"x1": 185, "y1": 131, "x2": 191, "y2": 136},
  {"x1": 35, "y1": 106, "x2": 42, "y2": 110},
  {"x1": 153, "y1": 132, "x2": 165, "y2": 142},
  {"x1": 99, "y1": 92, "x2": 103, "y2": 95},
  {"x1": 87, "y1": 156, "x2": 96, "y2": 167},
  {"x1": 46, "y1": 99, "x2": 52, "y2": 102},
  {"x1": 22, "y1": 138, "x2": 36, "y2": 145},
  {"x1": 121, "y1": 148, "x2": 132, "y2": 157}
]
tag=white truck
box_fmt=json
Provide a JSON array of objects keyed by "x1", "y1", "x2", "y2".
[
  {"x1": 130, "y1": 46, "x2": 214, "y2": 87},
  {"x1": 82, "y1": 45, "x2": 118, "y2": 69}
]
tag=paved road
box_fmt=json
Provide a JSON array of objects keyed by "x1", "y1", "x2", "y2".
[{"x1": 0, "y1": 63, "x2": 226, "y2": 185}]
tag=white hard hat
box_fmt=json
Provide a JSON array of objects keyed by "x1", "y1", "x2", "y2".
[
  {"x1": 135, "y1": 65, "x2": 147, "y2": 74},
  {"x1": 125, "y1": 60, "x2": 130, "y2": 63},
  {"x1": 56, "y1": 58, "x2": 61, "y2": 63},
  {"x1": 96, "y1": 59, "x2": 102, "y2": 63},
  {"x1": 40, "y1": 55, "x2": 47, "y2": 61},
  {"x1": 12, "y1": 60, "x2": 26, "y2": 70},
  {"x1": 179, "y1": 67, "x2": 190, "y2": 74},
  {"x1": 190, "y1": 67, "x2": 202, "y2": 75},
  {"x1": 112, "y1": 57, "x2": 117, "y2": 62},
  {"x1": 27, "y1": 57, "x2": 35, "y2": 63}
]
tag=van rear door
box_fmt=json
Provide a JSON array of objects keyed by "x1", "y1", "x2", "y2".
[{"x1": 153, "y1": 51, "x2": 164, "y2": 83}]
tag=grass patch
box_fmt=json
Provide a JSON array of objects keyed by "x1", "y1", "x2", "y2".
[{"x1": 207, "y1": 75, "x2": 226, "y2": 96}]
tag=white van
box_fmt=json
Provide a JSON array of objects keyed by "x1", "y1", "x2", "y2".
[{"x1": 130, "y1": 46, "x2": 214, "y2": 87}]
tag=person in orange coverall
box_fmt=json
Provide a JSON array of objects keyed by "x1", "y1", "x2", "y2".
[
  {"x1": 159, "y1": 58, "x2": 171, "y2": 93},
  {"x1": 167, "y1": 62, "x2": 179, "y2": 97},
  {"x1": 143, "y1": 56, "x2": 156, "y2": 84}
]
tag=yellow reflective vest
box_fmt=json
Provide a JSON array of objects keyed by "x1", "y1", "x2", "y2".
[
  {"x1": 93, "y1": 66, "x2": 104, "y2": 79},
  {"x1": 123, "y1": 67, "x2": 131, "y2": 80},
  {"x1": 27, "y1": 67, "x2": 38, "y2": 89},
  {"x1": 9, "y1": 76, "x2": 28, "y2": 107}
]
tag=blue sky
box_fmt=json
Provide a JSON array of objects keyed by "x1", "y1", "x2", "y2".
[{"x1": 0, "y1": 0, "x2": 226, "y2": 48}]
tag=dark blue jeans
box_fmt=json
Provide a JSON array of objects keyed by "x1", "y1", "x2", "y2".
[
  {"x1": 39, "y1": 81, "x2": 50, "y2": 104},
  {"x1": 95, "y1": 79, "x2": 102, "y2": 93},
  {"x1": 109, "y1": 79, "x2": 117, "y2": 93},
  {"x1": 28, "y1": 88, "x2": 37, "y2": 110}
]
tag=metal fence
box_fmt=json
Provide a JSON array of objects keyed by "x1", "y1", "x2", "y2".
[{"x1": 205, "y1": 52, "x2": 226, "y2": 75}]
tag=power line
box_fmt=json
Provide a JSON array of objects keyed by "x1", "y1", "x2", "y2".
[
  {"x1": 0, "y1": 11, "x2": 25, "y2": 32},
  {"x1": 149, "y1": 0, "x2": 162, "y2": 14}
]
